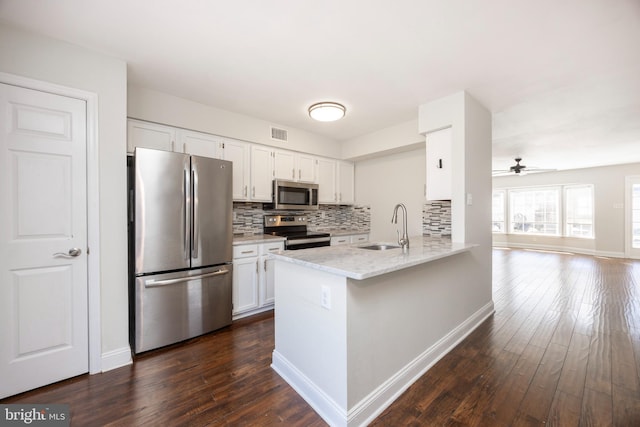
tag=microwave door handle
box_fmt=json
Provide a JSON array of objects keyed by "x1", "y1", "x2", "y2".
[{"x1": 308, "y1": 188, "x2": 313, "y2": 206}]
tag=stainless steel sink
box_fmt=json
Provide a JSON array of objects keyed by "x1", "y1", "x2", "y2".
[{"x1": 359, "y1": 244, "x2": 400, "y2": 251}]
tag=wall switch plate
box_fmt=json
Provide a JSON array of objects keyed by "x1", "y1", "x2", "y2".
[
  {"x1": 321, "y1": 285, "x2": 331, "y2": 309},
  {"x1": 466, "y1": 193, "x2": 473, "y2": 206}
]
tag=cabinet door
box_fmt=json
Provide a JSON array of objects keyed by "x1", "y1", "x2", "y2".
[
  {"x1": 178, "y1": 129, "x2": 222, "y2": 159},
  {"x1": 259, "y1": 255, "x2": 275, "y2": 306},
  {"x1": 297, "y1": 154, "x2": 317, "y2": 183},
  {"x1": 250, "y1": 145, "x2": 274, "y2": 201},
  {"x1": 232, "y1": 257, "x2": 259, "y2": 315},
  {"x1": 425, "y1": 127, "x2": 452, "y2": 201},
  {"x1": 317, "y1": 158, "x2": 337, "y2": 204},
  {"x1": 273, "y1": 149, "x2": 296, "y2": 181},
  {"x1": 127, "y1": 119, "x2": 176, "y2": 153},
  {"x1": 222, "y1": 139, "x2": 250, "y2": 201},
  {"x1": 259, "y1": 242, "x2": 283, "y2": 306},
  {"x1": 338, "y1": 161, "x2": 355, "y2": 204}
]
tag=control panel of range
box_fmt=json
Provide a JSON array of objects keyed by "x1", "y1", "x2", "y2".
[{"x1": 264, "y1": 215, "x2": 308, "y2": 227}]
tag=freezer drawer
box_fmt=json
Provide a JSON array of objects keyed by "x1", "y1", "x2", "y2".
[{"x1": 134, "y1": 265, "x2": 232, "y2": 353}]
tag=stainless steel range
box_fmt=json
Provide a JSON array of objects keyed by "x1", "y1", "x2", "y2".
[{"x1": 264, "y1": 215, "x2": 330, "y2": 250}]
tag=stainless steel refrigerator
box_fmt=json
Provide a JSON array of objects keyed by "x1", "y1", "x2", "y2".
[{"x1": 129, "y1": 147, "x2": 233, "y2": 353}]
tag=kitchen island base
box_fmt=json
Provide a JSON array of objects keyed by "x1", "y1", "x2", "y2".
[{"x1": 271, "y1": 246, "x2": 494, "y2": 427}]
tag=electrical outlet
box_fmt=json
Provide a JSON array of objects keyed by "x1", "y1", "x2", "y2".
[{"x1": 321, "y1": 285, "x2": 331, "y2": 309}]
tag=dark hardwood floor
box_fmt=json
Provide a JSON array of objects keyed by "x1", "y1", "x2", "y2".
[{"x1": 3, "y1": 248, "x2": 640, "y2": 426}]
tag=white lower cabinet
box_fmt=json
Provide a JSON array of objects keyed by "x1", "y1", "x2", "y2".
[{"x1": 232, "y1": 241, "x2": 284, "y2": 319}]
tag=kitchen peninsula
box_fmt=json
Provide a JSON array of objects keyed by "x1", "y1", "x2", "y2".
[{"x1": 270, "y1": 236, "x2": 495, "y2": 427}]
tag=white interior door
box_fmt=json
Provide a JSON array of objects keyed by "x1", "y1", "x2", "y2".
[
  {"x1": 0, "y1": 83, "x2": 88, "y2": 399},
  {"x1": 626, "y1": 176, "x2": 640, "y2": 259}
]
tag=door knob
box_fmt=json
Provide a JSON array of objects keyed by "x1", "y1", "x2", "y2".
[{"x1": 53, "y1": 248, "x2": 82, "y2": 258}]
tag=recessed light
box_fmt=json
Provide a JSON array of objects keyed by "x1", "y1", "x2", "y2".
[{"x1": 308, "y1": 102, "x2": 346, "y2": 122}]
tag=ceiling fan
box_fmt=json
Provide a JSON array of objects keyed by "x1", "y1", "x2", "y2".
[{"x1": 492, "y1": 157, "x2": 556, "y2": 176}]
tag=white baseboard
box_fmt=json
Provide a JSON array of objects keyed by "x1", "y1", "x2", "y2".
[
  {"x1": 232, "y1": 304, "x2": 274, "y2": 321},
  {"x1": 594, "y1": 250, "x2": 626, "y2": 259},
  {"x1": 101, "y1": 346, "x2": 133, "y2": 372},
  {"x1": 272, "y1": 351, "x2": 347, "y2": 427},
  {"x1": 493, "y1": 242, "x2": 626, "y2": 259},
  {"x1": 272, "y1": 301, "x2": 495, "y2": 427}
]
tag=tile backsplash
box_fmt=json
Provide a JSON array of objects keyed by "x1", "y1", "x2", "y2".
[
  {"x1": 423, "y1": 200, "x2": 452, "y2": 236},
  {"x1": 233, "y1": 203, "x2": 371, "y2": 235},
  {"x1": 233, "y1": 201, "x2": 451, "y2": 237}
]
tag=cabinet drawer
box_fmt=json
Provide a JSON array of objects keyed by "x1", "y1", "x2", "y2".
[
  {"x1": 350, "y1": 234, "x2": 369, "y2": 244},
  {"x1": 233, "y1": 244, "x2": 259, "y2": 259},
  {"x1": 331, "y1": 236, "x2": 350, "y2": 246},
  {"x1": 260, "y1": 241, "x2": 284, "y2": 255}
]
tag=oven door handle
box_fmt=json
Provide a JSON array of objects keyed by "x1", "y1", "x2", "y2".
[{"x1": 286, "y1": 237, "x2": 331, "y2": 247}]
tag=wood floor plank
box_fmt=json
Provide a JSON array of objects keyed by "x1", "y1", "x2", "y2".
[
  {"x1": 611, "y1": 329, "x2": 640, "y2": 396},
  {"x1": 2, "y1": 249, "x2": 640, "y2": 426},
  {"x1": 515, "y1": 341, "x2": 568, "y2": 422},
  {"x1": 612, "y1": 383, "x2": 640, "y2": 426},
  {"x1": 556, "y1": 331, "x2": 590, "y2": 398},
  {"x1": 585, "y1": 332, "x2": 613, "y2": 395},
  {"x1": 547, "y1": 389, "x2": 582, "y2": 427},
  {"x1": 580, "y1": 388, "x2": 613, "y2": 427}
]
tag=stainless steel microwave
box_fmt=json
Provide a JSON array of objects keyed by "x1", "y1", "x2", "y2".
[{"x1": 266, "y1": 179, "x2": 319, "y2": 210}]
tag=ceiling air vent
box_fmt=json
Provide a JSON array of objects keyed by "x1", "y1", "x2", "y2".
[{"x1": 270, "y1": 126, "x2": 288, "y2": 142}]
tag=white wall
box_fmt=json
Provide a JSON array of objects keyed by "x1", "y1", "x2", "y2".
[
  {"x1": 341, "y1": 118, "x2": 423, "y2": 161},
  {"x1": 128, "y1": 85, "x2": 342, "y2": 158},
  {"x1": 493, "y1": 162, "x2": 640, "y2": 257},
  {"x1": 355, "y1": 147, "x2": 426, "y2": 242},
  {"x1": 0, "y1": 25, "x2": 129, "y2": 359}
]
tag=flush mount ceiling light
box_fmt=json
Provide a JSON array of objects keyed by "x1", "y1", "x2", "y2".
[{"x1": 308, "y1": 102, "x2": 346, "y2": 122}]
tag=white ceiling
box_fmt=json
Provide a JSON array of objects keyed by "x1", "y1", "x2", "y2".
[{"x1": 1, "y1": 0, "x2": 639, "y2": 171}]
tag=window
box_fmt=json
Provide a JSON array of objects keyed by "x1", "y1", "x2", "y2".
[
  {"x1": 492, "y1": 184, "x2": 594, "y2": 238},
  {"x1": 492, "y1": 190, "x2": 505, "y2": 233},
  {"x1": 565, "y1": 185, "x2": 594, "y2": 238},
  {"x1": 509, "y1": 188, "x2": 560, "y2": 235}
]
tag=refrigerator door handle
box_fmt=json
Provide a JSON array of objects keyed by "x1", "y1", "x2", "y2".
[
  {"x1": 144, "y1": 269, "x2": 230, "y2": 287},
  {"x1": 184, "y1": 167, "x2": 190, "y2": 261},
  {"x1": 192, "y1": 167, "x2": 199, "y2": 260}
]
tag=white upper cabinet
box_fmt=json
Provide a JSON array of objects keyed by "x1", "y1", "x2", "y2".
[
  {"x1": 221, "y1": 138, "x2": 251, "y2": 201},
  {"x1": 273, "y1": 149, "x2": 296, "y2": 181},
  {"x1": 297, "y1": 153, "x2": 317, "y2": 183},
  {"x1": 127, "y1": 119, "x2": 176, "y2": 153},
  {"x1": 317, "y1": 158, "x2": 354, "y2": 205},
  {"x1": 425, "y1": 127, "x2": 452, "y2": 201},
  {"x1": 250, "y1": 145, "x2": 274, "y2": 202},
  {"x1": 337, "y1": 161, "x2": 355, "y2": 204},
  {"x1": 317, "y1": 157, "x2": 337, "y2": 204},
  {"x1": 178, "y1": 129, "x2": 223, "y2": 159},
  {"x1": 274, "y1": 149, "x2": 317, "y2": 183}
]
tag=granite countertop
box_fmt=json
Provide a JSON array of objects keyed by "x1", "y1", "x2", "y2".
[
  {"x1": 233, "y1": 234, "x2": 286, "y2": 245},
  {"x1": 270, "y1": 236, "x2": 476, "y2": 280}
]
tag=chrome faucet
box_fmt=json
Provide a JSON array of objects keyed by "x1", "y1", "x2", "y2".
[{"x1": 391, "y1": 203, "x2": 409, "y2": 252}]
